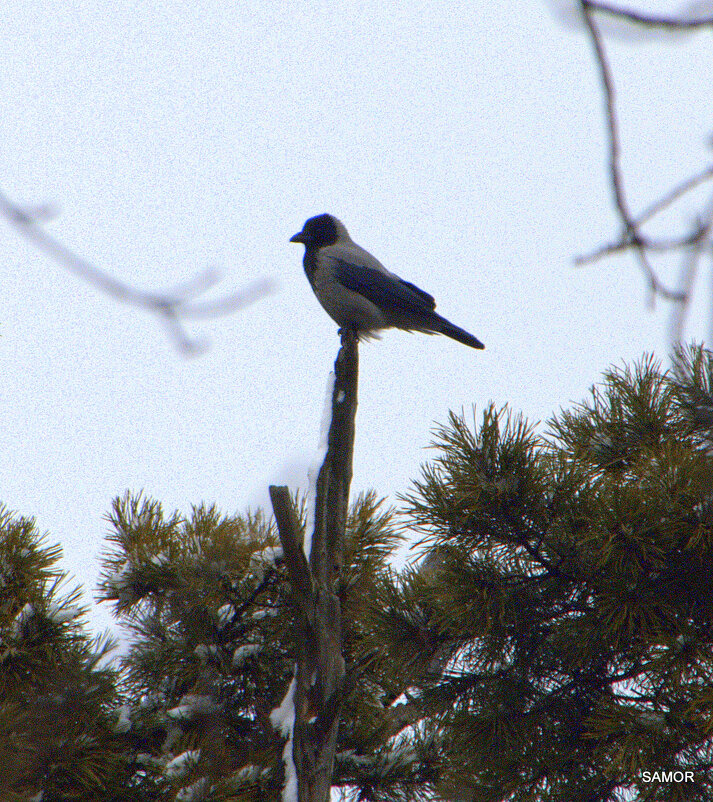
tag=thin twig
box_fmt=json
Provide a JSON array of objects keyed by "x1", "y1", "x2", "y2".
[
  {"x1": 576, "y1": 229, "x2": 710, "y2": 265},
  {"x1": 637, "y1": 164, "x2": 713, "y2": 228},
  {"x1": 0, "y1": 187, "x2": 274, "y2": 354},
  {"x1": 669, "y1": 192, "x2": 713, "y2": 346}
]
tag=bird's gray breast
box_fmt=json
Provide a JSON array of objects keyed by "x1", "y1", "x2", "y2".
[{"x1": 307, "y1": 250, "x2": 386, "y2": 331}]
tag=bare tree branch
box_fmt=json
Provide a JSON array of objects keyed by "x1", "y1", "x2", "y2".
[
  {"x1": 0, "y1": 187, "x2": 274, "y2": 355},
  {"x1": 578, "y1": 2, "x2": 689, "y2": 304},
  {"x1": 586, "y1": 1, "x2": 713, "y2": 30},
  {"x1": 580, "y1": 3, "x2": 628, "y2": 223},
  {"x1": 577, "y1": 163, "x2": 713, "y2": 267},
  {"x1": 576, "y1": 1, "x2": 713, "y2": 348}
]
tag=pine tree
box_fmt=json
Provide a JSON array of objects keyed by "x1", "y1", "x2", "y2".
[
  {"x1": 97, "y1": 493, "x2": 290, "y2": 800},
  {"x1": 0, "y1": 507, "x2": 130, "y2": 801},
  {"x1": 97, "y1": 490, "x2": 405, "y2": 801},
  {"x1": 8, "y1": 346, "x2": 713, "y2": 801},
  {"x1": 371, "y1": 347, "x2": 713, "y2": 801}
]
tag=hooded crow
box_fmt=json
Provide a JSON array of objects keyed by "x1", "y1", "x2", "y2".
[{"x1": 290, "y1": 214, "x2": 484, "y2": 349}]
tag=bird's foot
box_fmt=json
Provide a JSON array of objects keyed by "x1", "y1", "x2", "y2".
[{"x1": 338, "y1": 327, "x2": 359, "y2": 346}]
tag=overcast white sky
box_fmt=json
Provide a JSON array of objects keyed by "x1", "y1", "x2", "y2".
[{"x1": 2, "y1": 1, "x2": 712, "y2": 636}]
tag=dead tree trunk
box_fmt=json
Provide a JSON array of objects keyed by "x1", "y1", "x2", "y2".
[{"x1": 270, "y1": 328, "x2": 359, "y2": 802}]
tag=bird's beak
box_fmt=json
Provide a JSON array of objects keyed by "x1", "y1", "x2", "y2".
[{"x1": 289, "y1": 231, "x2": 305, "y2": 243}]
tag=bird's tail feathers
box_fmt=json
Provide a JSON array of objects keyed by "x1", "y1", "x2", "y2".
[{"x1": 431, "y1": 315, "x2": 484, "y2": 350}]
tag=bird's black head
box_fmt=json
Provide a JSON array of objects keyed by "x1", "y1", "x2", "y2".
[{"x1": 290, "y1": 213, "x2": 345, "y2": 248}]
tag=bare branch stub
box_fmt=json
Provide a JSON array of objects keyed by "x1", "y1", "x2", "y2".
[
  {"x1": 0, "y1": 187, "x2": 274, "y2": 354},
  {"x1": 298, "y1": 328, "x2": 358, "y2": 802},
  {"x1": 269, "y1": 486, "x2": 312, "y2": 611},
  {"x1": 269, "y1": 330, "x2": 359, "y2": 802}
]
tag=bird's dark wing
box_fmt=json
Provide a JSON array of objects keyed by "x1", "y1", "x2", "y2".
[{"x1": 333, "y1": 258, "x2": 437, "y2": 315}]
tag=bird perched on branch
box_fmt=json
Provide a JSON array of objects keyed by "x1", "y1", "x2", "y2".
[{"x1": 290, "y1": 213, "x2": 484, "y2": 349}]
